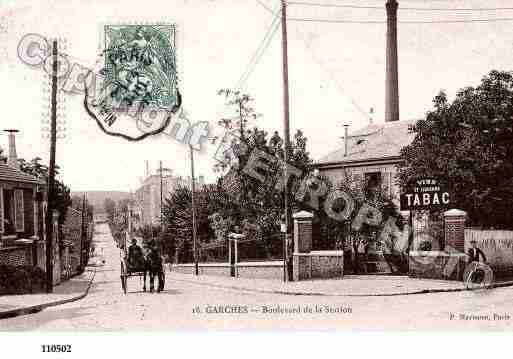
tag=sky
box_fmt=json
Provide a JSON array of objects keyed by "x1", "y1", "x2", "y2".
[{"x1": 1, "y1": 0, "x2": 513, "y2": 192}]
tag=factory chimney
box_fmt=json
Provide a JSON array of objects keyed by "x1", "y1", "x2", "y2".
[
  {"x1": 385, "y1": 0, "x2": 399, "y2": 122},
  {"x1": 4, "y1": 129, "x2": 19, "y2": 169}
]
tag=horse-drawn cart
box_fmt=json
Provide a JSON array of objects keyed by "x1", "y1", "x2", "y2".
[{"x1": 120, "y1": 233, "x2": 165, "y2": 294}]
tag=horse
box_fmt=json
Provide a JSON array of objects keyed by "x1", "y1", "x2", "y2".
[{"x1": 143, "y1": 248, "x2": 164, "y2": 293}]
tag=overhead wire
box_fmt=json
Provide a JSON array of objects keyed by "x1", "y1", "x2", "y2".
[
  {"x1": 294, "y1": 28, "x2": 371, "y2": 121},
  {"x1": 288, "y1": 17, "x2": 513, "y2": 24},
  {"x1": 288, "y1": 1, "x2": 513, "y2": 12},
  {"x1": 255, "y1": 0, "x2": 274, "y2": 13},
  {"x1": 235, "y1": 7, "x2": 281, "y2": 90},
  {"x1": 287, "y1": 1, "x2": 513, "y2": 24}
]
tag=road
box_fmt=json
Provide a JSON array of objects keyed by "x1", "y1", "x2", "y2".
[{"x1": 1, "y1": 223, "x2": 513, "y2": 330}]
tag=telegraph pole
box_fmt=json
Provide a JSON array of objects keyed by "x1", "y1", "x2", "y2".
[
  {"x1": 190, "y1": 146, "x2": 199, "y2": 275},
  {"x1": 45, "y1": 40, "x2": 58, "y2": 293},
  {"x1": 281, "y1": 0, "x2": 292, "y2": 282},
  {"x1": 81, "y1": 193, "x2": 86, "y2": 270},
  {"x1": 159, "y1": 160, "x2": 163, "y2": 228}
]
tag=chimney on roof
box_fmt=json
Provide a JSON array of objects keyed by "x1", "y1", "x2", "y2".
[
  {"x1": 4, "y1": 129, "x2": 19, "y2": 169},
  {"x1": 343, "y1": 124, "x2": 349, "y2": 157},
  {"x1": 385, "y1": 0, "x2": 400, "y2": 122}
]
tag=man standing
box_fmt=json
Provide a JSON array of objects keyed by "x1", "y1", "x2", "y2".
[
  {"x1": 467, "y1": 240, "x2": 487, "y2": 263},
  {"x1": 467, "y1": 240, "x2": 487, "y2": 284},
  {"x1": 128, "y1": 238, "x2": 145, "y2": 270}
]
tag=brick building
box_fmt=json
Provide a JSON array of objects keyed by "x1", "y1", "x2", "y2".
[{"x1": 0, "y1": 131, "x2": 47, "y2": 271}]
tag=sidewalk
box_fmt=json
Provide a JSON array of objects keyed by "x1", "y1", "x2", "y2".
[
  {"x1": 169, "y1": 271, "x2": 513, "y2": 297},
  {"x1": 0, "y1": 266, "x2": 96, "y2": 320}
]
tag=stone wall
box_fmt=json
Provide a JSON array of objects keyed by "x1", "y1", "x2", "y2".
[
  {"x1": 172, "y1": 263, "x2": 230, "y2": 277},
  {"x1": 293, "y1": 252, "x2": 344, "y2": 281},
  {"x1": 62, "y1": 208, "x2": 84, "y2": 275},
  {"x1": 172, "y1": 262, "x2": 283, "y2": 280},
  {"x1": 237, "y1": 263, "x2": 283, "y2": 280},
  {"x1": 409, "y1": 251, "x2": 467, "y2": 281},
  {"x1": 0, "y1": 246, "x2": 31, "y2": 266}
]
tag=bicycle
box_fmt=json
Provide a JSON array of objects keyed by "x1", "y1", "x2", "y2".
[{"x1": 463, "y1": 261, "x2": 494, "y2": 290}]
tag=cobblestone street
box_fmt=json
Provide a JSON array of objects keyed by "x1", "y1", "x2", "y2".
[{"x1": 1, "y1": 223, "x2": 513, "y2": 330}]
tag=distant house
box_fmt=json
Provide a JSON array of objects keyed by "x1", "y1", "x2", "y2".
[
  {"x1": 62, "y1": 207, "x2": 85, "y2": 278},
  {"x1": 315, "y1": 120, "x2": 416, "y2": 203},
  {"x1": 133, "y1": 166, "x2": 205, "y2": 227},
  {"x1": 0, "y1": 131, "x2": 47, "y2": 271}
]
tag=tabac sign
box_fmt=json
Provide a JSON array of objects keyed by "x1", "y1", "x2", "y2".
[{"x1": 400, "y1": 177, "x2": 450, "y2": 211}]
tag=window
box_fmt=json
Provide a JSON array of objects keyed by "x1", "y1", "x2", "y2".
[
  {"x1": 1, "y1": 188, "x2": 24, "y2": 235},
  {"x1": 0, "y1": 188, "x2": 3, "y2": 234},
  {"x1": 3, "y1": 189, "x2": 15, "y2": 235},
  {"x1": 14, "y1": 189, "x2": 24, "y2": 232},
  {"x1": 365, "y1": 172, "x2": 382, "y2": 190}
]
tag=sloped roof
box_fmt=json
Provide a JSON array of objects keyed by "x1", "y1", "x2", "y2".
[
  {"x1": 0, "y1": 162, "x2": 45, "y2": 185},
  {"x1": 317, "y1": 119, "x2": 418, "y2": 165}
]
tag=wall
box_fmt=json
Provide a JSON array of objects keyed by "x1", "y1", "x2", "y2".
[
  {"x1": 293, "y1": 252, "x2": 344, "y2": 281},
  {"x1": 63, "y1": 208, "x2": 84, "y2": 274},
  {"x1": 35, "y1": 241, "x2": 45, "y2": 270},
  {"x1": 409, "y1": 251, "x2": 467, "y2": 281},
  {"x1": 465, "y1": 229, "x2": 513, "y2": 277},
  {"x1": 237, "y1": 263, "x2": 283, "y2": 280},
  {"x1": 0, "y1": 246, "x2": 31, "y2": 266},
  {"x1": 172, "y1": 261, "x2": 284, "y2": 280}
]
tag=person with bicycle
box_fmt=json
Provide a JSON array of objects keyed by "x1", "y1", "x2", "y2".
[
  {"x1": 467, "y1": 240, "x2": 487, "y2": 284},
  {"x1": 468, "y1": 240, "x2": 487, "y2": 263}
]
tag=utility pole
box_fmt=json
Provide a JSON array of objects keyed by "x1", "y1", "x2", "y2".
[
  {"x1": 45, "y1": 40, "x2": 58, "y2": 293},
  {"x1": 190, "y1": 146, "x2": 199, "y2": 275},
  {"x1": 159, "y1": 160, "x2": 163, "y2": 228},
  {"x1": 81, "y1": 193, "x2": 86, "y2": 270},
  {"x1": 281, "y1": 0, "x2": 291, "y2": 282}
]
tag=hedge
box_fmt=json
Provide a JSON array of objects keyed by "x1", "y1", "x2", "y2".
[{"x1": 0, "y1": 265, "x2": 46, "y2": 295}]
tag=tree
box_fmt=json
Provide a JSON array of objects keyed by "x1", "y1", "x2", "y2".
[
  {"x1": 18, "y1": 157, "x2": 71, "y2": 226},
  {"x1": 312, "y1": 170, "x2": 407, "y2": 274},
  {"x1": 104, "y1": 198, "x2": 116, "y2": 223},
  {"x1": 397, "y1": 70, "x2": 513, "y2": 229},
  {"x1": 117, "y1": 198, "x2": 131, "y2": 214},
  {"x1": 161, "y1": 183, "x2": 233, "y2": 263},
  {"x1": 214, "y1": 89, "x2": 313, "y2": 244}
]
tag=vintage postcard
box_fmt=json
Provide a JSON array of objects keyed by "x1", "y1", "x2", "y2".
[{"x1": 1, "y1": 0, "x2": 513, "y2": 345}]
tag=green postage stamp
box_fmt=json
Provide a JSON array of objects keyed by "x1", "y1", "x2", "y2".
[
  {"x1": 103, "y1": 24, "x2": 178, "y2": 109},
  {"x1": 85, "y1": 24, "x2": 181, "y2": 141}
]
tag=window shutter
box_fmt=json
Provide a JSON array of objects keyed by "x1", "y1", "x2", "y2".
[
  {"x1": 0, "y1": 188, "x2": 4, "y2": 234},
  {"x1": 389, "y1": 172, "x2": 393, "y2": 197},
  {"x1": 14, "y1": 189, "x2": 25, "y2": 232},
  {"x1": 383, "y1": 172, "x2": 392, "y2": 197}
]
